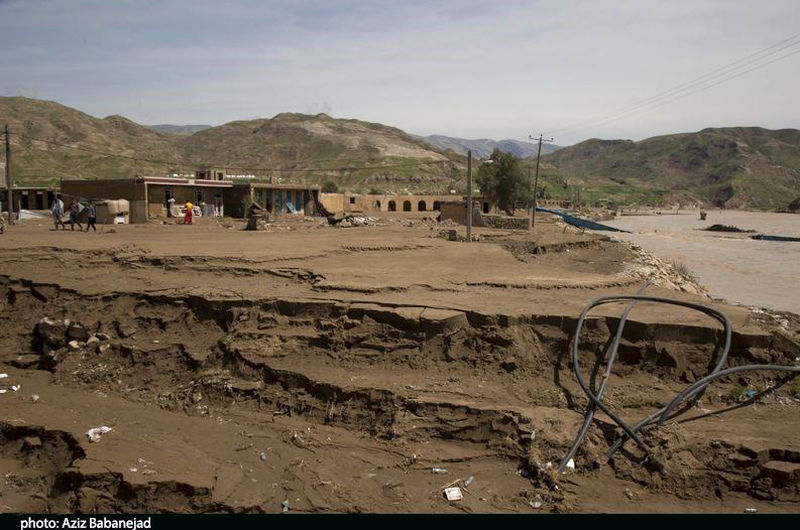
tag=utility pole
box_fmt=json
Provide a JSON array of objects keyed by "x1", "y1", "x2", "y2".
[
  {"x1": 529, "y1": 134, "x2": 553, "y2": 230},
  {"x1": 4, "y1": 124, "x2": 12, "y2": 225},
  {"x1": 466, "y1": 149, "x2": 472, "y2": 242}
]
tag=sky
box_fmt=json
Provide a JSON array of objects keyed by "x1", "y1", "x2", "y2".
[{"x1": 1, "y1": 0, "x2": 799, "y2": 146}]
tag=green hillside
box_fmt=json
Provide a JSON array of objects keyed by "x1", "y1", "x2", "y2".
[{"x1": 538, "y1": 127, "x2": 800, "y2": 209}]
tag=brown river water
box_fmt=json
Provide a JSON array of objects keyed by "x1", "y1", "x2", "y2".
[{"x1": 605, "y1": 210, "x2": 800, "y2": 314}]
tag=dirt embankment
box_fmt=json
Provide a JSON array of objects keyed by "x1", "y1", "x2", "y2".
[{"x1": 2, "y1": 270, "x2": 799, "y2": 513}]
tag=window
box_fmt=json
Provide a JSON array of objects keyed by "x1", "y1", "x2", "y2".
[
  {"x1": 418, "y1": 200, "x2": 426, "y2": 211},
  {"x1": 349, "y1": 196, "x2": 356, "y2": 204},
  {"x1": 388, "y1": 200, "x2": 396, "y2": 211},
  {"x1": 402, "y1": 200, "x2": 412, "y2": 212}
]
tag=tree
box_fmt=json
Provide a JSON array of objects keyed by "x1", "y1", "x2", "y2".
[
  {"x1": 476, "y1": 148, "x2": 530, "y2": 215},
  {"x1": 321, "y1": 180, "x2": 339, "y2": 193}
]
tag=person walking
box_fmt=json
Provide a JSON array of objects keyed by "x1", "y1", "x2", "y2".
[
  {"x1": 167, "y1": 196, "x2": 175, "y2": 217},
  {"x1": 184, "y1": 201, "x2": 193, "y2": 225},
  {"x1": 69, "y1": 200, "x2": 83, "y2": 231},
  {"x1": 51, "y1": 195, "x2": 65, "y2": 230},
  {"x1": 85, "y1": 202, "x2": 97, "y2": 232}
]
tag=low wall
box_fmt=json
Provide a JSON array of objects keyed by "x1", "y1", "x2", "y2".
[{"x1": 481, "y1": 214, "x2": 530, "y2": 230}]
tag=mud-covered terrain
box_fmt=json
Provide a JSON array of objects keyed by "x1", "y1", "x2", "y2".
[{"x1": 1, "y1": 215, "x2": 798, "y2": 513}]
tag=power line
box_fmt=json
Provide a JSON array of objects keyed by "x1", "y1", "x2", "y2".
[
  {"x1": 548, "y1": 31, "x2": 800, "y2": 136},
  {"x1": 12, "y1": 132, "x2": 455, "y2": 173}
]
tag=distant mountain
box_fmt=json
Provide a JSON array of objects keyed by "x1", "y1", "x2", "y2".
[
  {"x1": 540, "y1": 127, "x2": 800, "y2": 209},
  {"x1": 422, "y1": 135, "x2": 562, "y2": 158},
  {"x1": 0, "y1": 97, "x2": 464, "y2": 193},
  {"x1": 146, "y1": 124, "x2": 212, "y2": 135}
]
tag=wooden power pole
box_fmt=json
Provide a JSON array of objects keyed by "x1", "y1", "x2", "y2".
[
  {"x1": 4, "y1": 124, "x2": 11, "y2": 225},
  {"x1": 529, "y1": 134, "x2": 553, "y2": 230},
  {"x1": 466, "y1": 149, "x2": 472, "y2": 242}
]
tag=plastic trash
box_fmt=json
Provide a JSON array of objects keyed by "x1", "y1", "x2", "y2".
[
  {"x1": 463, "y1": 476, "x2": 474, "y2": 488},
  {"x1": 0, "y1": 373, "x2": 7, "y2": 379},
  {"x1": 443, "y1": 487, "x2": 463, "y2": 501},
  {"x1": 260, "y1": 451, "x2": 267, "y2": 463},
  {"x1": 566, "y1": 458, "x2": 576, "y2": 470},
  {"x1": 281, "y1": 500, "x2": 290, "y2": 513},
  {"x1": 744, "y1": 508, "x2": 758, "y2": 514},
  {"x1": 745, "y1": 390, "x2": 757, "y2": 399},
  {"x1": 11, "y1": 385, "x2": 20, "y2": 392},
  {"x1": 431, "y1": 468, "x2": 448, "y2": 474},
  {"x1": 86, "y1": 426, "x2": 112, "y2": 442}
]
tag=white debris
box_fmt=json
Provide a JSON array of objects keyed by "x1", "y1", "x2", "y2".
[
  {"x1": 443, "y1": 487, "x2": 463, "y2": 501},
  {"x1": 86, "y1": 426, "x2": 113, "y2": 442},
  {"x1": 0, "y1": 390, "x2": 6, "y2": 394},
  {"x1": 11, "y1": 385, "x2": 20, "y2": 392},
  {"x1": 0, "y1": 374, "x2": 7, "y2": 379},
  {"x1": 566, "y1": 458, "x2": 576, "y2": 470},
  {"x1": 31, "y1": 394, "x2": 40, "y2": 402}
]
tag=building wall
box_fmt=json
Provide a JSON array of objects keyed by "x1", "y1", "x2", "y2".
[
  {"x1": 319, "y1": 193, "x2": 469, "y2": 214},
  {"x1": 439, "y1": 201, "x2": 485, "y2": 227},
  {"x1": 320, "y1": 193, "x2": 344, "y2": 214}
]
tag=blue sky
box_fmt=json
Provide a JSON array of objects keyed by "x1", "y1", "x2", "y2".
[{"x1": 1, "y1": 0, "x2": 799, "y2": 145}]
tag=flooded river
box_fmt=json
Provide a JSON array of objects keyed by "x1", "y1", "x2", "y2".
[{"x1": 605, "y1": 210, "x2": 800, "y2": 314}]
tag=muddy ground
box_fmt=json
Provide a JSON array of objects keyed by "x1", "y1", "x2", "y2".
[{"x1": 0, "y1": 213, "x2": 798, "y2": 513}]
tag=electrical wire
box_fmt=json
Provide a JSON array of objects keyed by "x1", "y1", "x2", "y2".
[{"x1": 548, "y1": 31, "x2": 800, "y2": 136}]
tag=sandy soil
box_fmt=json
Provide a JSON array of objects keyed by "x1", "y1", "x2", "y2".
[
  {"x1": 1, "y1": 213, "x2": 798, "y2": 514},
  {"x1": 605, "y1": 210, "x2": 800, "y2": 313}
]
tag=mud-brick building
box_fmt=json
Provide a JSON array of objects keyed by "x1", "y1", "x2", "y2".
[
  {"x1": 61, "y1": 176, "x2": 233, "y2": 223},
  {"x1": 0, "y1": 186, "x2": 59, "y2": 212},
  {"x1": 319, "y1": 192, "x2": 495, "y2": 215},
  {"x1": 224, "y1": 182, "x2": 321, "y2": 218},
  {"x1": 61, "y1": 176, "x2": 321, "y2": 222}
]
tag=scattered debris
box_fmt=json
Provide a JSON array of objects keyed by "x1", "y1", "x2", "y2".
[
  {"x1": 443, "y1": 487, "x2": 463, "y2": 501},
  {"x1": 281, "y1": 499, "x2": 290, "y2": 513},
  {"x1": 431, "y1": 467, "x2": 448, "y2": 474},
  {"x1": 463, "y1": 476, "x2": 474, "y2": 488},
  {"x1": 744, "y1": 507, "x2": 758, "y2": 514},
  {"x1": 0, "y1": 373, "x2": 7, "y2": 379},
  {"x1": 565, "y1": 458, "x2": 575, "y2": 470},
  {"x1": 86, "y1": 426, "x2": 113, "y2": 443},
  {"x1": 703, "y1": 224, "x2": 754, "y2": 233}
]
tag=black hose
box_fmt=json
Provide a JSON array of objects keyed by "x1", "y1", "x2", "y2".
[
  {"x1": 564, "y1": 294, "x2": 732, "y2": 465},
  {"x1": 658, "y1": 364, "x2": 800, "y2": 425},
  {"x1": 558, "y1": 282, "x2": 649, "y2": 472}
]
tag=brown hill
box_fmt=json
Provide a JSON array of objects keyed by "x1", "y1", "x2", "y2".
[
  {"x1": 0, "y1": 97, "x2": 463, "y2": 194},
  {"x1": 539, "y1": 127, "x2": 800, "y2": 209}
]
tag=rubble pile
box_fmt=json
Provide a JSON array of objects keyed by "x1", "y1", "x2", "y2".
[
  {"x1": 33, "y1": 317, "x2": 111, "y2": 368},
  {"x1": 620, "y1": 242, "x2": 707, "y2": 295}
]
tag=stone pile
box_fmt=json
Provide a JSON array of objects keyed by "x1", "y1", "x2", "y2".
[{"x1": 34, "y1": 317, "x2": 111, "y2": 367}]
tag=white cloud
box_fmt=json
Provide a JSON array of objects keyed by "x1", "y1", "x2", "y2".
[{"x1": 1, "y1": 0, "x2": 798, "y2": 145}]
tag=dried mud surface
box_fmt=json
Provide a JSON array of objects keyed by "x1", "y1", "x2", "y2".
[{"x1": 1, "y1": 215, "x2": 798, "y2": 513}]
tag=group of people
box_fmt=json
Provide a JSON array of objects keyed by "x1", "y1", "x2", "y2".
[{"x1": 50, "y1": 195, "x2": 97, "y2": 231}]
